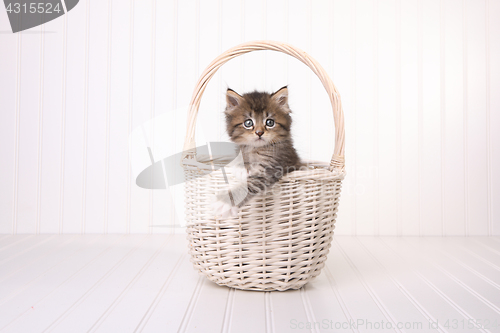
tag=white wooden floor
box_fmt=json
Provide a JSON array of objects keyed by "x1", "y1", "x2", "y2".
[{"x1": 0, "y1": 235, "x2": 499, "y2": 333}]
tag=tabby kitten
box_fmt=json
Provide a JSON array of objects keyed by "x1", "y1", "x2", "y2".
[{"x1": 212, "y1": 86, "x2": 302, "y2": 218}]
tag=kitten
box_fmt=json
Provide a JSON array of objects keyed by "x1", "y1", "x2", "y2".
[{"x1": 212, "y1": 86, "x2": 302, "y2": 218}]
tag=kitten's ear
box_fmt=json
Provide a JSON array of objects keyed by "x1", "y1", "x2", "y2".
[
  {"x1": 271, "y1": 86, "x2": 289, "y2": 108},
  {"x1": 226, "y1": 88, "x2": 243, "y2": 109}
]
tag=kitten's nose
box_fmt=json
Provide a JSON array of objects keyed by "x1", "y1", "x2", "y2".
[{"x1": 255, "y1": 130, "x2": 264, "y2": 137}]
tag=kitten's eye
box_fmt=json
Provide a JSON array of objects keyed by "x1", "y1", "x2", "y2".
[
  {"x1": 243, "y1": 119, "x2": 253, "y2": 128},
  {"x1": 266, "y1": 119, "x2": 275, "y2": 127}
]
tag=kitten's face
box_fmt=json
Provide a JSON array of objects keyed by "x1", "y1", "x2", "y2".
[{"x1": 224, "y1": 87, "x2": 292, "y2": 147}]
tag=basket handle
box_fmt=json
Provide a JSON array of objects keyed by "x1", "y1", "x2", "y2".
[{"x1": 183, "y1": 40, "x2": 345, "y2": 171}]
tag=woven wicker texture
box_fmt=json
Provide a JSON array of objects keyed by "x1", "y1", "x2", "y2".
[{"x1": 183, "y1": 41, "x2": 345, "y2": 291}]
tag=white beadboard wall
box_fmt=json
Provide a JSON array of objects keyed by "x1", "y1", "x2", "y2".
[{"x1": 0, "y1": 0, "x2": 499, "y2": 236}]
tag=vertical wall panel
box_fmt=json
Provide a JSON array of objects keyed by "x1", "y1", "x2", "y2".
[
  {"x1": 83, "y1": 0, "x2": 110, "y2": 233},
  {"x1": 0, "y1": 12, "x2": 18, "y2": 234},
  {"x1": 129, "y1": 0, "x2": 154, "y2": 234},
  {"x1": 152, "y1": 0, "x2": 176, "y2": 234},
  {"x1": 242, "y1": 0, "x2": 266, "y2": 92},
  {"x1": 198, "y1": 0, "x2": 220, "y2": 142},
  {"x1": 443, "y1": 0, "x2": 466, "y2": 236},
  {"x1": 465, "y1": 0, "x2": 489, "y2": 236},
  {"x1": 219, "y1": 0, "x2": 243, "y2": 95},
  {"x1": 331, "y1": 0, "x2": 355, "y2": 236},
  {"x1": 16, "y1": 28, "x2": 42, "y2": 234},
  {"x1": 287, "y1": 0, "x2": 311, "y2": 161},
  {"x1": 399, "y1": 0, "x2": 420, "y2": 236},
  {"x1": 0, "y1": 0, "x2": 497, "y2": 235},
  {"x1": 172, "y1": 0, "x2": 196, "y2": 229},
  {"x1": 421, "y1": 0, "x2": 442, "y2": 235},
  {"x1": 310, "y1": 0, "x2": 334, "y2": 164},
  {"x1": 39, "y1": 14, "x2": 65, "y2": 234},
  {"x1": 106, "y1": 0, "x2": 133, "y2": 234},
  {"x1": 377, "y1": 0, "x2": 399, "y2": 236},
  {"x1": 217, "y1": 0, "x2": 243, "y2": 141},
  {"x1": 60, "y1": 1, "x2": 87, "y2": 233},
  {"x1": 266, "y1": 0, "x2": 288, "y2": 91},
  {"x1": 490, "y1": 0, "x2": 500, "y2": 236},
  {"x1": 353, "y1": 0, "x2": 376, "y2": 235}
]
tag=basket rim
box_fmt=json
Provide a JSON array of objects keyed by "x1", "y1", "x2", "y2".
[{"x1": 182, "y1": 156, "x2": 346, "y2": 181}]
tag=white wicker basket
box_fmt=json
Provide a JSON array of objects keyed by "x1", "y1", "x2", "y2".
[{"x1": 182, "y1": 41, "x2": 345, "y2": 291}]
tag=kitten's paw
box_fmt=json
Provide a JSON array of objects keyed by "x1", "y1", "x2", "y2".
[
  {"x1": 231, "y1": 166, "x2": 247, "y2": 182},
  {"x1": 210, "y1": 192, "x2": 239, "y2": 218}
]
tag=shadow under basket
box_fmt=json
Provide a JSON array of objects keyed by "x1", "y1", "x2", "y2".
[{"x1": 182, "y1": 40, "x2": 346, "y2": 291}]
